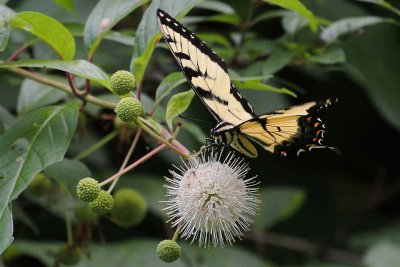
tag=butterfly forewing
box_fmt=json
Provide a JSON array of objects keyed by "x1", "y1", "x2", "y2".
[{"x1": 157, "y1": 9, "x2": 255, "y2": 126}]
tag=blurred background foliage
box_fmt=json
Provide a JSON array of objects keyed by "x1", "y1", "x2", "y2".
[{"x1": 1, "y1": 0, "x2": 400, "y2": 266}]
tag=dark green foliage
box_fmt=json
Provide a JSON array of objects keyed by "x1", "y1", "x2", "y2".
[{"x1": 1, "y1": 0, "x2": 400, "y2": 266}]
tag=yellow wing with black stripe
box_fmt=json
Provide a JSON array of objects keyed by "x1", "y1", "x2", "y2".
[
  {"x1": 157, "y1": 9, "x2": 255, "y2": 125},
  {"x1": 237, "y1": 100, "x2": 338, "y2": 157}
]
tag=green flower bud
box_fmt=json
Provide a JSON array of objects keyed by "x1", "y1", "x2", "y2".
[
  {"x1": 76, "y1": 177, "x2": 101, "y2": 202},
  {"x1": 75, "y1": 205, "x2": 98, "y2": 224},
  {"x1": 89, "y1": 190, "x2": 114, "y2": 215},
  {"x1": 57, "y1": 245, "x2": 82, "y2": 266},
  {"x1": 111, "y1": 70, "x2": 136, "y2": 96},
  {"x1": 28, "y1": 172, "x2": 52, "y2": 196},
  {"x1": 114, "y1": 97, "x2": 144, "y2": 122},
  {"x1": 111, "y1": 188, "x2": 147, "y2": 228},
  {"x1": 156, "y1": 240, "x2": 181, "y2": 263}
]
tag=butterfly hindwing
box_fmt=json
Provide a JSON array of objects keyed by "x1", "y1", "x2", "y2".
[
  {"x1": 157, "y1": 9, "x2": 255, "y2": 126},
  {"x1": 238, "y1": 100, "x2": 336, "y2": 157}
]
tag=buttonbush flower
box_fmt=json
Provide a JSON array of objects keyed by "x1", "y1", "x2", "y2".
[{"x1": 164, "y1": 150, "x2": 260, "y2": 247}]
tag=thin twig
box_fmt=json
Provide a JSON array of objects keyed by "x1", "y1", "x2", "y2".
[
  {"x1": 2, "y1": 64, "x2": 116, "y2": 109},
  {"x1": 107, "y1": 128, "x2": 143, "y2": 193},
  {"x1": 135, "y1": 117, "x2": 190, "y2": 158},
  {"x1": 248, "y1": 231, "x2": 362, "y2": 266},
  {"x1": 7, "y1": 44, "x2": 31, "y2": 62},
  {"x1": 99, "y1": 143, "x2": 166, "y2": 187}
]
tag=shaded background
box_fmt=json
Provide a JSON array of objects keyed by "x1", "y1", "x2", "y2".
[{"x1": 1, "y1": 0, "x2": 400, "y2": 266}]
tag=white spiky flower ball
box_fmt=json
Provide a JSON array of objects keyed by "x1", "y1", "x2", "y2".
[{"x1": 164, "y1": 150, "x2": 260, "y2": 247}]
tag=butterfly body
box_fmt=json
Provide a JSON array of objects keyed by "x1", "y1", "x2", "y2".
[{"x1": 157, "y1": 9, "x2": 337, "y2": 157}]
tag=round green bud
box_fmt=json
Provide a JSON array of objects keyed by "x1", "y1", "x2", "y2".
[
  {"x1": 156, "y1": 240, "x2": 181, "y2": 263},
  {"x1": 111, "y1": 70, "x2": 136, "y2": 96},
  {"x1": 89, "y1": 190, "x2": 114, "y2": 215},
  {"x1": 111, "y1": 188, "x2": 147, "y2": 228},
  {"x1": 114, "y1": 97, "x2": 144, "y2": 122},
  {"x1": 76, "y1": 177, "x2": 101, "y2": 202},
  {"x1": 28, "y1": 172, "x2": 52, "y2": 196},
  {"x1": 57, "y1": 245, "x2": 82, "y2": 265},
  {"x1": 75, "y1": 205, "x2": 98, "y2": 224}
]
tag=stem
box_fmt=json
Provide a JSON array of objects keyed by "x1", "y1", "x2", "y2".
[
  {"x1": 62, "y1": 185, "x2": 73, "y2": 245},
  {"x1": 66, "y1": 72, "x2": 85, "y2": 98},
  {"x1": 1, "y1": 63, "x2": 116, "y2": 110},
  {"x1": 73, "y1": 130, "x2": 119, "y2": 161},
  {"x1": 171, "y1": 223, "x2": 182, "y2": 242},
  {"x1": 136, "y1": 83, "x2": 142, "y2": 101},
  {"x1": 107, "y1": 128, "x2": 143, "y2": 193},
  {"x1": 135, "y1": 117, "x2": 190, "y2": 159},
  {"x1": 65, "y1": 209, "x2": 73, "y2": 245},
  {"x1": 172, "y1": 122, "x2": 182, "y2": 140},
  {"x1": 7, "y1": 44, "x2": 30, "y2": 62},
  {"x1": 99, "y1": 143, "x2": 166, "y2": 187}
]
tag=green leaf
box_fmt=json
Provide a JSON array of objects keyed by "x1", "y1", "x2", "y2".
[
  {"x1": 197, "y1": 33, "x2": 231, "y2": 48},
  {"x1": 137, "y1": 116, "x2": 164, "y2": 136},
  {"x1": 206, "y1": 13, "x2": 240, "y2": 25},
  {"x1": 363, "y1": 241, "x2": 400, "y2": 267},
  {"x1": 308, "y1": 46, "x2": 346, "y2": 64},
  {"x1": 10, "y1": 12, "x2": 75, "y2": 60},
  {"x1": 0, "y1": 15, "x2": 11, "y2": 52},
  {"x1": 133, "y1": 35, "x2": 159, "y2": 88},
  {"x1": 165, "y1": 90, "x2": 195, "y2": 131},
  {"x1": 104, "y1": 31, "x2": 135, "y2": 46},
  {"x1": 83, "y1": 0, "x2": 148, "y2": 56},
  {"x1": 254, "y1": 187, "x2": 306, "y2": 230},
  {"x1": 232, "y1": 78, "x2": 297, "y2": 98},
  {"x1": 343, "y1": 24, "x2": 400, "y2": 131},
  {"x1": 130, "y1": 0, "x2": 204, "y2": 86},
  {"x1": 181, "y1": 121, "x2": 207, "y2": 144},
  {"x1": 356, "y1": 0, "x2": 400, "y2": 16},
  {"x1": 154, "y1": 72, "x2": 185, "y2": 103},
  {"x1": 263, "y1": 0, "x2": 318, "y2": 31},
  {"x1": 261, "y1": 48, "x2": 296, "y2": 76},
  {"x1": 51, "y1": 0, "x2": 75, "y2": 12},
  {"x1": 0, "y1": 105, "x2": 15, "y2": 133},
  {"x1": 44, "y1": 159, "x2": 91, "y2": 195},
  {"x1": 11, "y1": 239, "x2": 271, "y2": 267},
  {"x1": 320, "y1": 16, "x2": 395, "y2": 43},
  {"x1": 0, "y1": 102, "x2": 79, "y2": 224},
  {"x1": 282, "y1": 11, "x2": 309, "y2": 34},
  {"x1": 0, "y1": 5, "x2": 16, "y2": 21},
  {"x1": 0, "y1": 205, "x2": 13, "y2": 255},
  {"x1": 252, "y1": 10, "x2": 289, "y2": 26},
  {"x1": 196, "y1": 1, "x2": 235, "y2": 13},
  {"x1": 17, "y1": 78, "x2": 68, "y2": 114},
  {"x1": 0, "y1": 5, "x2": 16, "y2": 53},
  {"x1": 0, "y1": 103, "x2": 78, "y2": 254},
  {"x1": 0, "y1": 59, "x2": 110, "y2": 89}
]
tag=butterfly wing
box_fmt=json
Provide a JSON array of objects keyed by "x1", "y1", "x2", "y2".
[
  {"x1": 238, "y1": 99, "x2": 337, "y2": 157},
  {"x1": 157, "y1": 9, "x2": 255, "y2": 126}
]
